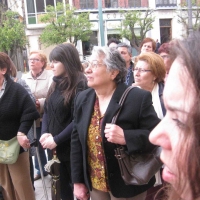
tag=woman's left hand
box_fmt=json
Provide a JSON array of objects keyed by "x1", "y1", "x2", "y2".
[
  {"x1": 40, "y1": 134, "x2": 57, "y2": 150},
  {"x1": 104, "y1": 123, "x2": 126, "y2": 145},
  {"x1": 17, "y1": 132, "x2": 30, "y2": 149}
]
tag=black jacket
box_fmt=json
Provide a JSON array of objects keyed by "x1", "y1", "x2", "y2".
[
  {"x1": 71, "y1": 83, "x2": 160, "y2": 198},
  {"x1": 0, "y1": 75, "x2": 39, "y2": 153}
]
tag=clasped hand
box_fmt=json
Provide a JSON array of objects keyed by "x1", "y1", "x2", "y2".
[
  {"x1": 104, "y1": 123, "x2": 126, "y2": 145},
  {"x1": 40, "y1": 133, "x2": 57, "y2": 150}
]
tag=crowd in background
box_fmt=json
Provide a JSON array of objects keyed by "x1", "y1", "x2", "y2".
[{"x1": 0, "y1": 30, "x2": 200, "y2": 200}]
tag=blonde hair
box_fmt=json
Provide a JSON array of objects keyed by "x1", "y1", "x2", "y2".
[{"x1": 30, "y1": 51, "x2": 47, "y2": 69}]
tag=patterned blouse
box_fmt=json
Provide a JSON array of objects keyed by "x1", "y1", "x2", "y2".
[{"x1": 87, "y1": 97, "x2": 109, "y2": 192}]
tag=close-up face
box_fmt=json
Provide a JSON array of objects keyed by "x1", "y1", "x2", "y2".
[
  {"x1": 50, "y1": 60, "x2": 67, "y2": 77},
  {"x1": 85, "y1": 55, "x2": 118, "y2": 89},
  {"x1": 117, "y1": 47, "x2": 131, "y2": 65},
  {"x1": 160, "y1": 52, "x2": 172, "y2": 74},
  {"x1": 134, "y1": 60, "x2": 155, "y2": 91},
  {"x1": 29, "y1": 53, "x2": 44, "y2": 72},
  {"x1": 141, "y1": 42, "x2": 153, "y2": 53},
  {"x1": 149, "y1": 58, "x2": 195, "y2": 199}
]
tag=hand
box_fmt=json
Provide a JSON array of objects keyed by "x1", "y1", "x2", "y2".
[
  {"x1": 40, "y1": 134, "x2": 57, "y2": 150},
  {"x1": 35, "y1": 99, "x2": 40, "y2": 109},
  {"x1": 104, "y1": 123, "x2": 126, "y2": 145},
  {"x1": 74, "y1": 183, "x2": 90, "y2": 200},
  {"x1": 17, "y1": 132, "x2": 30, "y2": 149},
  {"x1": 40, "y1": 133, "x2": 51, "y2": 143}
]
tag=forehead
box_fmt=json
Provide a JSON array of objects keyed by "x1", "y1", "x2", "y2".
[
  {"x1": 117, "y1": 47, "x2": 129, "y2": 53},
  {"x1": 135, "y1": 60, "x2": 149, "y2": 68},
  {"x1": 30, "y1": 53, "x2": 40, "y2": 58},
  {"x1": 164, "y1": 58, "x2": 195, "y2": 113},
  {"x1": 143, "y1": 42, "x2": 153, "y2": 47}
]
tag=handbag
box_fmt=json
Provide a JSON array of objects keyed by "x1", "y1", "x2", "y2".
[
  {"x1": 0, "y1": 136, "x2": 20, "y2": 164},
  {"x1": 113, "y1": 86, "x2": 163, "y2": 185}
]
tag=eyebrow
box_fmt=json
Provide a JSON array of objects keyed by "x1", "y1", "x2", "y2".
[{"x1": 165, "y1": 102, "x2": 189, "y2": 114}]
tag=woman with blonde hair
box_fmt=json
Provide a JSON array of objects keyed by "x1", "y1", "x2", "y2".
[{"x1": 22, "y1": 50, "x2": 53, "y2": 180}]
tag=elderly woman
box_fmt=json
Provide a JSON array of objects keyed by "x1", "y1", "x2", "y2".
[
  {"x1": 71, "y1": 46, "x2": 160, "y2": 200},
  {"x1": 22, "y1": 51, "x2": 53, "y2": 180},
  {"x1": 0, "y1": 52, "x2": 39, "y2": 199},
  {"x1": 133, "y1": 52, "x2": 166, "y2": 119},
  {"x1": 150, "y1": 31, "x2": 200, "y2": 200}
]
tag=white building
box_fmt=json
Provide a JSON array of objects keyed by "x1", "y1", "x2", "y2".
[{"x1": 5, "y1": 0, "x2": 189, "y2": 58}]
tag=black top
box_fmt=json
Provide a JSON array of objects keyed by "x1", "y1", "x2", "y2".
[
  {"x1": 71, "y1": 83, "x2": 160, "y2": 198},
  {"x1": 0, "y1": 75, "x2": 39, "y2": 153},
  {"x1": 42, "y1": 74, "x2": 87, "y2": 162}
]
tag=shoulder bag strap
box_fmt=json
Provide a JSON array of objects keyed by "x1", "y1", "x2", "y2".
[{"x1": 111, "y1": 86, "x2": 136, "y2": 124}]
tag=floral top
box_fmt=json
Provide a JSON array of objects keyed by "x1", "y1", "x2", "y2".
[{"x1": 87, "y1": 97, "x2": 109, "y2": 192}]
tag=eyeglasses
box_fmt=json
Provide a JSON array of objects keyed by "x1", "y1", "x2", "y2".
[
  {"x1": 133, "y1": 68, "x2": 152, "y2": 73},
  {"x1": 85, "y1": 60, "x2": 105, "y2": 70},
  {"x1": 29, "y1": 58, "x2": 41, "y2": 62}
]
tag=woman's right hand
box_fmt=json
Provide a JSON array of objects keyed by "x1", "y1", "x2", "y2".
[
  {"x1": 74, "y1": 183, "x2": 90, "y2": 200},
  {"x1": 39, "y1": 133, "x2": 51, "y2": 143}
]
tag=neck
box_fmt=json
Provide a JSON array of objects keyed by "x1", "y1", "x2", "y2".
[
  {"x1": 31, "y1": 69, "x2": 43, "y2": 77},
  {"x1": 143, "y1": 82, "x2": 155, "y2": 92},
  {"x1": 95, "y1": 83, "x2": 116, "y2": 100},
  {"x1": 126, "y1": 61, "x2": 131, "y2": 69},
  {"x1": 0, "y1": 76, "x2": 5, "y2": 90}
]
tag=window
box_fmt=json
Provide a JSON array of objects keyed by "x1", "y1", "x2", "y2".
[
  {"x1": 129, "y1": 0, "x2": 141, "y2": 7},
  {"x1": 156, "y1": 0, "x2": 177, "y2": 7},
  {"x1": 79, "y1": 0, "x2": 94, "y2": 9}
]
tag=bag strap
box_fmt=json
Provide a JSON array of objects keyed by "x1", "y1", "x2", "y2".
[{"x1": 111, "y1": 86, "x2": 136, "y2": 124}]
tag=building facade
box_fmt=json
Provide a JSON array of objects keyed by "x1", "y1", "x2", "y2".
[{"x1": 5, "y1": 0, "x2": 191, "y2": 58}]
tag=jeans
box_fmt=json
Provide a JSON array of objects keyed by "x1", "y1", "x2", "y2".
[{"x1": 34, "y1": 126, "x2": 48, "y2": 176}]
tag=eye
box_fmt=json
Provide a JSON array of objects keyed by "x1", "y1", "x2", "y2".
[{"x1": 172, "y1": 118, "x2": 187, "y2": 130}]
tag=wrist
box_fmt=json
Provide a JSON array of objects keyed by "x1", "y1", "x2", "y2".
[{"x1": 17, "y1": 132, "x2": 25, "y2": 136}]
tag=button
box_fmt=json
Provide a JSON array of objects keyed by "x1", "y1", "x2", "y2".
[
  {"x1": 96, "y1": 136, "x2": 98, "y2": 139},
  {"x1": 109, "y1": 173, "x2": 114, "y2": 177},
  {"x1": 98, "y1": 151, "x2": 101, "y2": 154}
]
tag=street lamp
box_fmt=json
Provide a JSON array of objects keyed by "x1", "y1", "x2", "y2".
[{"x1": 98, "y1": 0, "x2": 105, "y2": 46}]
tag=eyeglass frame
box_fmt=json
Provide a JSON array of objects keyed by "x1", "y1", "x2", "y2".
[
  {"x1": 85, "y1": 60, "x2": 105, "y2": 70},
  {"x1": 28, "y1": 58, "x2": 42, "y2": 62},
  {"x1": 132, "y1": 68, "x2": 152, "y2": 73}
]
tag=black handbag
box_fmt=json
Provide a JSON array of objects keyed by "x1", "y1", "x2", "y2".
[{"x1": 113, "y1": 86, "x2": 163, "y2": 185}]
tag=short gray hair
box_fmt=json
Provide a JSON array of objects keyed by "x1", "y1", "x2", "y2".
[
  {"x1": 91, "y1": 46, "x2": 127, "y2": 83},
  {"x1": 117, "y1": 42, "x2": 132, "y2": 55}
]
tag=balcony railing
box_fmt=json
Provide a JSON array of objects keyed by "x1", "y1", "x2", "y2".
[{"x1": 156, "y1": 0, "x2": 177, "y2": 7}]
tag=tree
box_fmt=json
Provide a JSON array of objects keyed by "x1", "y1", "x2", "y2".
[
  {"x1": 40, "y1": 3, "x2": 93, "y2": 47},
  {"x1": 0, "y1": 10, "x2": 27, "y2": 71},
  {"x1": 177, "y1": 0, "x2": 200, "y2": 36},
  {"x1": 120, "y1": 9, "x2": 155, "y2": 53}
]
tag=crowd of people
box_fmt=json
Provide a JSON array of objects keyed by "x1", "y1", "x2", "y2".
[{"x1": 0, "y1": 31, "x2": 200, "y2": 200}]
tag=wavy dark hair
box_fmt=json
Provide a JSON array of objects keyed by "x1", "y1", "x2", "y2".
[{"x1": 47, "y1": 43, "x2": 86, "y2": 106}]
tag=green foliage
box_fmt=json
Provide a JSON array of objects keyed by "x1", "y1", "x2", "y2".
[
  {"x1": 0, "y1": 10, "x2": 26, "y2": 52},
  {"x1": 40, "y1": 3, "x2": 93, "y2": 47},
  {"x1": 120, "y1": 9, "x2": 155, "y2": 53},
  {"x1": 177, "y1": 0, "x2": 200, "y2": 36}
]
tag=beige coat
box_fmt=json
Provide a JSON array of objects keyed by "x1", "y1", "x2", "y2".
[{"x1": 22, "y1": 69, "x2": 53, "y2": 116}]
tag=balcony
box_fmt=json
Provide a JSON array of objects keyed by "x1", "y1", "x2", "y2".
[{"x1": 156, "y1": 0, "x2": 177, "y2": 7}]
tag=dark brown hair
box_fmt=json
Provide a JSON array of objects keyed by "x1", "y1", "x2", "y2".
[{"x1": 47, "y1": 43, "x2": 85, "y2": 106}]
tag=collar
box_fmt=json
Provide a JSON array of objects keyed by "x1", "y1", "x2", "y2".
[{"x1": 31, "y1": 70, "x2": 44, "y2": 80}]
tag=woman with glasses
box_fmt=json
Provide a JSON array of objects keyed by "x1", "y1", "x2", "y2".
[
  {"x1": 39, "y1": 43, "x2": 87, "y2": 200},
  {"x1": 133, "y1": 52, "x2": 166, "y2": 199},
  {"x1": 71, "y1": 46, "x2": 160, "y2": 200},
  {"x1": 22, "y1": 51, "x2": 53, "y2": 181},
  {"x1": 158, "y1": 43, "x2": 173, "y2": 81}
]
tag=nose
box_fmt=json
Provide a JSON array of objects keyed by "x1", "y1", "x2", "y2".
[
  {"x1": 49, "y1": 61, "x2": 54, "y2": 69},
  {"x1": 149, "y1": 117, "x2": 171, "y2": 150},
  {"x1": 85, "y1": 65, "x2": 92, "y2": 74}
]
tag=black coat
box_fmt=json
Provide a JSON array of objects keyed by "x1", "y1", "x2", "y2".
[{"x1": 71, "y1": 83, "x2": 160, "y2": 198}]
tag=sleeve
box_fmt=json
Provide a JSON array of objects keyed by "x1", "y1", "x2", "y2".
[
  {"x1": 18, "y1": 88, "x2": 40, "y2": 134},
  {"x1": 41, "y1": 112, "x2": 49, "y2": 134},
  {"x1": 124, "y1": 91, "x2": 160, "y2": 154},
  {"x1": 71, "y1": 93, "x2": 85, "y2": 183}
]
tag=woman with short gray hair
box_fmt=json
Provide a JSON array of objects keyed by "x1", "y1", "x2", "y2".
[{"x1": 71, "y1": 46, "x2": 160, "y2": 200}]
